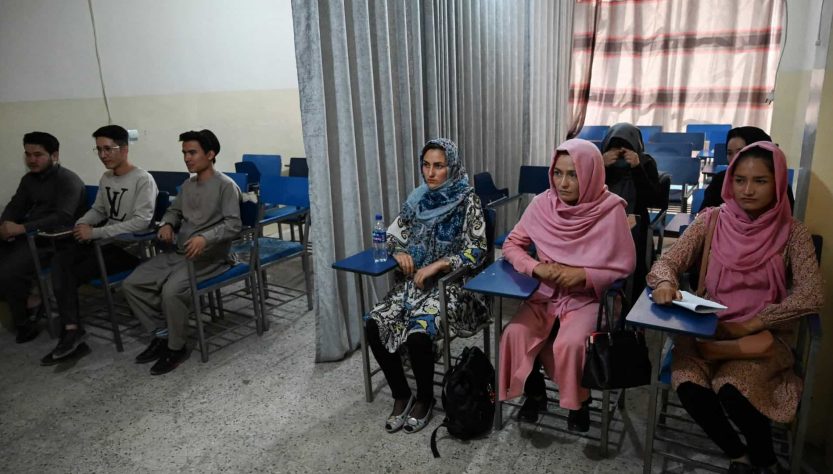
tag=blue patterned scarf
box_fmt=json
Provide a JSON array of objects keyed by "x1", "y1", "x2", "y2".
[{"x1": 401, "y1": 138, "x2": 472, "y2": 268}]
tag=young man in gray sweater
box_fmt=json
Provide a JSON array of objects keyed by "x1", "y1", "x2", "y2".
[
  {"x1": 0, "y1": 132, "x2": 86, "y2": 343},
  {"x1": 42, "y1": 125, "x2": 159, "y2": 364},
  {"x1": 122, "y1": 129, "x2": 241, "y2": 375}
]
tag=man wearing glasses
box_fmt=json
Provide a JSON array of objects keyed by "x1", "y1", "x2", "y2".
[
  {"x1": 41, "y1": 125, "x2": 158, "y2": 364},
  {"x1": 0, "y1": 132, "x2": 86, "y2": 343}
]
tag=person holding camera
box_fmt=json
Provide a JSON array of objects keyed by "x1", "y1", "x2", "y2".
[{"x1": 600, "y1": 122, "x2": 662, "y2": 298}]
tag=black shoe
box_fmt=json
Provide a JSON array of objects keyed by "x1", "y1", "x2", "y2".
[
  {"x1": 728, "y1": 461, "x2": 755, "y2": 474},
  {"x1": 135, "y1": 337, "x2": 167, "y2": 364},
  {"x1": 41, "y1": 343, "x2": 91, "y2": 366},
  {"x1": 52, "y1": 328, "x2": 88, "y2": 359},
  {"x1": 15, "y1": 321, "x2": 40, "y2": 344},
  {"x1": 150, "y1": 346, "x2": 189, "y2": 375},
  {"x1": 517, "y1": 395, "x2": 547, "y2": 423},
  {"x1": 567, "y1": 399, "x2": 591, "y2": 432}
]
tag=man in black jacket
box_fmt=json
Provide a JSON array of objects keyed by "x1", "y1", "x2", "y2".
[{"x1": 0, "y1": 132, "x2": 86, "y2": 343}]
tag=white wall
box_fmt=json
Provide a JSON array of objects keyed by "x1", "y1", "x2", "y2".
[
  {"x1": 0, "y1": 0, "x2": 298, "y2": 101},
  {"x1": 0, "y1": 0, "x2": 303, "y2": 204}
]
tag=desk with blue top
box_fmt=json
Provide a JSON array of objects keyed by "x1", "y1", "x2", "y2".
[
  {"x1": 332, "y1": 249, "x2": 397, "y2": 402},
  {"x1": 463, "y1": 258, "x2": 539, "y2": 429},
  {"x1": 664, "y1": 212, "x2": 695, "y2": 238},
  {"x1": 626, "y1": 288, "x2": 718, "y2": 473}
]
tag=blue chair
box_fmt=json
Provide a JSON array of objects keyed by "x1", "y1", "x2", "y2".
[
  {"x1": 187, "y1": 201, "x2": 264, "y2": 362},
  {"x1": 690, "y1": 188, "x2": 705, "y2": 215},
  {"x1": 649, "y1": 132, "x2": 705, "y2": 154},
  {"x1": 242, "y1": 154, "x2": 282, "y2": 180},
  {"x1": 590, "y1": 140, "x2": 604, "y2": 151},
  {"x1": 224, "y1": 172, "x2": 249, "y2": 192},
  {"x1": 260, "y1": 175, "x2": 310, "y2": 243},
  {"x1": 258, "y1": 176, "x2": 313, "y2": 311},
  {"x1": 652, "y1": 153, "x2": 701, "y2": 213},
  {"x1": 332, "y1": 202, "x2": 497, "y2": 404},
  {"x1": 649, "y1": 173, "x2": 672, "y2": 258},
  {"x1": 235, "y1": 161, "x2": 261, "y2": 190},
  {"x1": 490, "y1": 165, "x2": 550, "y2": 248},
  {"x1": 638, "y1": 125, "x2": 663, "y2": 144},
  {"x1": 27, "y1": 191, "x2": 171, "y2": 350},
  {"x1": 646, "y1": 142, "x2": 696, "y2": 157},
  {"x1": 473, "y1": 172, "x2": 509, "y2": 206},
  {"x1": 438, "y1": 206, "x2": 496, "y2": 374},
  {"x1": 577, "y1": 125, "x2": 610, "y2": 141},
  {"x1": 685, "y1": 124, "x2": 732, "y2": 152},
  {"x1": 712, "y1": 143, "x2": 728, "y2": 166},
  {"x1": 646, "y1": 236, "x2": 823, "y2": 473},
  {"x1": 148, "y1": 171, "x2": 190, "y2": 196},
  {"x1": 288, "y1": 157, "x2": 309, "y2": 177},
  {"x1": 85, "y1": 185, "x2": 98, "y2": 208}
]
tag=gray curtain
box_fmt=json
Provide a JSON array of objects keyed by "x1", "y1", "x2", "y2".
[{"x1": 292, "y1": 0, "x2": 573, "y2": 362}]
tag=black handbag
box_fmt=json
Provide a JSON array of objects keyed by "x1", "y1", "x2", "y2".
[{"x1": 581, "y1": 289, "x2": 651, "y2": 390}]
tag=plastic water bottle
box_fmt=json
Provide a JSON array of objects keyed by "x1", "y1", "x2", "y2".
[{"x1": 372, "y1": 214, "x2": 387, "y2": 263}]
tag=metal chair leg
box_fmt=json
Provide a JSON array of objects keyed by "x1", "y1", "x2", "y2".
[
  {"x1": 356, "y1": 274, "x2": 372, "y2": 402},
  {"x1": 215, "y1": 289, "x2": 224, "y2": 319},
  {"x1": 103, "y1": 286, "x2": 124, "y2": 352},
  {"x1": 601, "y1": 390, "x2": 610, "y2": 457},
  {"x1": 188, "y1": 265, "x2": 208, "y2": 362},
  {"x1": 208, "y1": 292, "x2": 218, "y2": 322}
]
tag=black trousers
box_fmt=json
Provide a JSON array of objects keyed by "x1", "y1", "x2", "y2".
[
  {"x1": 51, "y1": 242, "x2": 140, "y2": 328},
  {"x1": 366, "y1": 319, "x2": 435, "y2": 403},
  {"x1": 677, "y1": 382, "x2": 776, "y2": 467},
  {"x1": 0, "y1": 238, "x2": 49, "y2": 326}
]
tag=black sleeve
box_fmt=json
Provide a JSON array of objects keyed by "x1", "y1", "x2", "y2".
[
  {"x1": 700, "y1": 172, "x2": 725, "y2": 212},
  {"x1": 23, "y1": 171, "x2": 85, "y2": 232},
  {"x1": 633, "y1": 155, "x2": 663, "y2": 208},
  {"x1": 0, "y1": 178, "x2": 30, "y2": 223}
]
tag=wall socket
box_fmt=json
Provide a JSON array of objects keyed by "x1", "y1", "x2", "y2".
[{"x1": 127, "y1": 129, "x2": 139, "y2": 142}]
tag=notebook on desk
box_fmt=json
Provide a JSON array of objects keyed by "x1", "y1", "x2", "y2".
[{"x1": 650, "y1": 290, "x2": 727, "y2": 314}]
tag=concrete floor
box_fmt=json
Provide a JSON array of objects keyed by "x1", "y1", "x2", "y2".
[{"x1": 0, "y1": 252, "x2": 783, "y2": 474}]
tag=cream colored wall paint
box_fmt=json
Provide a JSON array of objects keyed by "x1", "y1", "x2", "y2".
[
  {"x1": 770, "y1": 70, "x2": 811, "y2": 169},
  {"x1": 771, "y1": 26, "x2": 833, "y2": 457},
  {"x1": 0, "y1": 89, "x2": 305, "y2": 205},
  {"x1": 804, "y1": 40, "x2": 833, "y2": 462}
]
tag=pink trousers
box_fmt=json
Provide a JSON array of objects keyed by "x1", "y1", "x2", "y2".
[{"x1": 499, "y1": 296, "x2": 598, "y2": 410}]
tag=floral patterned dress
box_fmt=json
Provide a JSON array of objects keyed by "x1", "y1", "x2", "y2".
[
  {"x1": 647, "y1": 210, "x2": 823, "y2": 422},
  {"x1": 367, "y1": 192, "x2": 490, "y2": 353}
]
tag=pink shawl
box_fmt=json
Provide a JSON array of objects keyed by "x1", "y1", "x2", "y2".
[
  {"x1": 706, "y1": 141, "x2": 792, "y2": 322},
  {"x1": 518, "y1": 139, "x2": 636, "y2": 302}
]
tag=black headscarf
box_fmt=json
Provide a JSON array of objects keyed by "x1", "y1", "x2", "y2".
[
  {"x1": 601, "y1": 123, "x2": 650, "y2": 214},
  {"x1": 699, "y1": 126, "x2": 791, "y2": 212},
  {"x1": 726, "y1": 126, "x2": 772, "y2": 147}
]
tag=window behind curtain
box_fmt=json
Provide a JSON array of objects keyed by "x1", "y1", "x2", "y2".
[{"x1": 568, "y1": 0, "x2": 784, "y2": 134}]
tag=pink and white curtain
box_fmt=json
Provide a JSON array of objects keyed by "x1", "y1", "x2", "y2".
[{"x1": 568, "y1": 0, "x2": 785, "y2": 135}]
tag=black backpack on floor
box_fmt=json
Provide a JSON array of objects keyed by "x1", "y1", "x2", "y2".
[{"x1": 430, "y1": 346, "x2": 495, "y2": 458}]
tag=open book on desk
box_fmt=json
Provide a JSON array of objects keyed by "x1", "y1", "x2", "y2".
[{"x1": 672, "y1": 291, "x2": 727, "y2": 314}]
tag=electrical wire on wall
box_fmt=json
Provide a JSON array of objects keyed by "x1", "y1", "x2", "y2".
[
  {"x1": 767, "y1": 0, "x2": 789, "y2": 104},
  {"x1": 88, "y1": 0, "x2": 112, "y2": 124}
]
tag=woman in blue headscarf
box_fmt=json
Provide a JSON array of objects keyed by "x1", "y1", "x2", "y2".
[{"x1": 366, "y1": 138, "x2": 489, "y2": 434}]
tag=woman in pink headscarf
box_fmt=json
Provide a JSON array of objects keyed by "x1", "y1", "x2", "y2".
[
  {"x1": 499, "y1": 139, "x2": 636, "y2": 431},
  {"x1": 648, "y1": 142, "x2": 823, "y2": 473}
]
